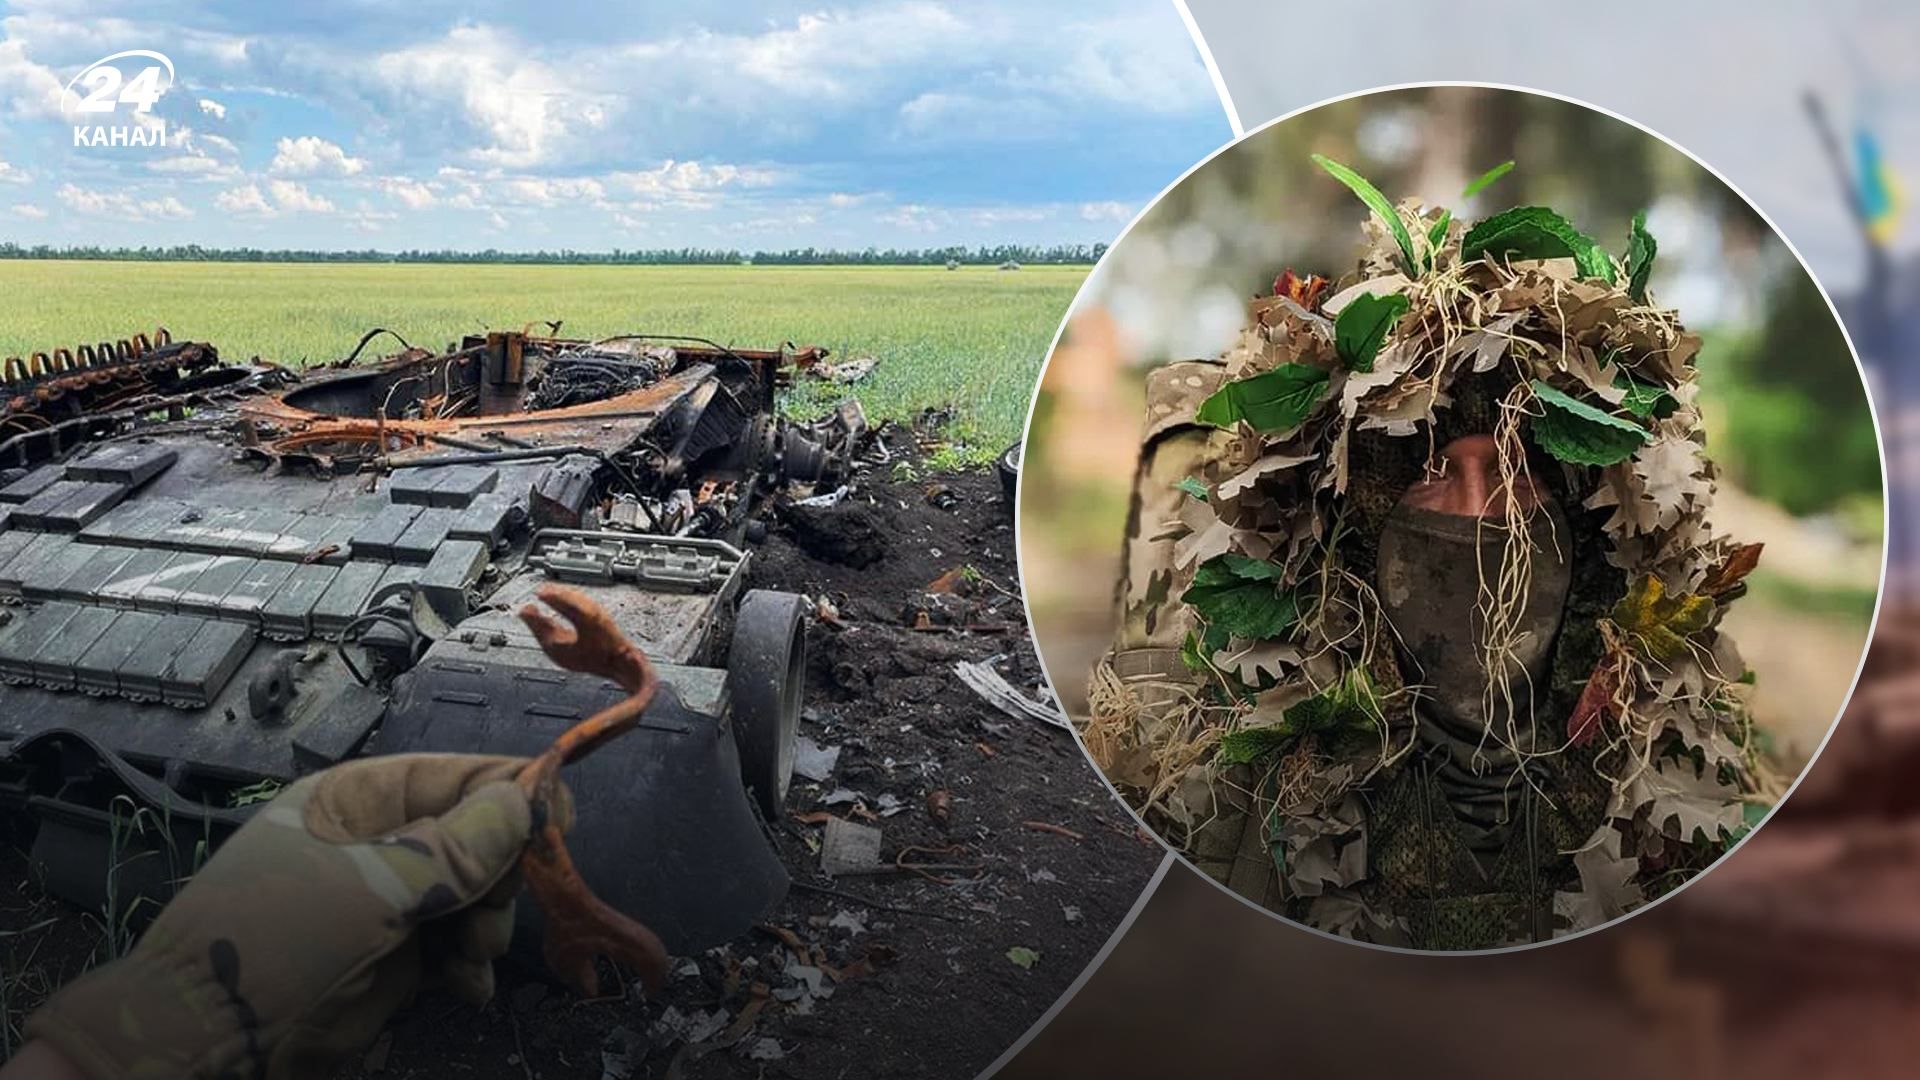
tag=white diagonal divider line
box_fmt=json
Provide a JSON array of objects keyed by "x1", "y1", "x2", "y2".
[
  {"x1": 1173, "y1": 0, "x2": 1244, "y2": 137},
  {"x1": 972, "y1": 853, "x2": 1178, "y2": 1080}
]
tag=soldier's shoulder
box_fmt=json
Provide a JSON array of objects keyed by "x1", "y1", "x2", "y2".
[{"x1": 1143, "y1": 357, "x2": 1227, "y2": 442}]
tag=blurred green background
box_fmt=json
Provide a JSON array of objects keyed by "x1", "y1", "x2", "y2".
[{"x1": 1021, "y1": 86, "x2": 1882, "y2": 766}]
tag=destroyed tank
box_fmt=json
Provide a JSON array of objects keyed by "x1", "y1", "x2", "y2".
[{"x1": 0, "y1": 326, "x2": 866, "y2": 952}]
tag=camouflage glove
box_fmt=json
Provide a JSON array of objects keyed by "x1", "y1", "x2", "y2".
[{"x1": 23, "y1": 753, "x2": 570, "y2": 1080}]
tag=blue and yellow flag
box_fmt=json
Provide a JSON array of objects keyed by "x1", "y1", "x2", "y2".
[{"x1": 1855, "y1": 128, "x2": 1905, "y2": 245}]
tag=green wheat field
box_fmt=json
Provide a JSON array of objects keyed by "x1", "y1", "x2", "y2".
[{"x1": 0, "y1": 261, "x2": 1087, "y2": 462}]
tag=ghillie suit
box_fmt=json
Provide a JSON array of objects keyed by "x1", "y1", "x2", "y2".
[{"x1": 1083, "y1": 160, "x2": 1776, "y2": 950}]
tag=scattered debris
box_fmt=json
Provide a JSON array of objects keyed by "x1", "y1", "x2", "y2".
[
  {"x1": 1005, "y1": 946, "x2": 1040, "y2": 969},
  {"x1": 651, "y1": 1005, "x2": 731, "y2": 1047},
  {"x1": 793, "y1": 735, "x2": 842, "y2": 782},
  {"x1": 828, "y1": 909, "x2": 869, "y2": 936},
  {"x1": 924, "y1": 483, "x2": 959, "y2": 510},
  {"x1": 955, "y1": 659, "x2": 1069, "y2": 730},
  {"x1": 1023, "y1": 821, "x2": 1086, "y2": 842},
  {"x1": 894, "y1": 843, "x2": 986, "y2": 884},
  {"x1": 1062, "y1": 905, "x2": 1083, "y2": 924},
  {"x1": 793, "y1": 485, "x2": 851, "y2": 509},
  {"x1": 814, "y1": 594, "x2": 847, "y2": 628},
  {"x1": 925, "y1": 567, "x2": 967, "y2": 594},
  {"x1": 599, "y1": 1025, "x2": 643, "y2": 1080},
  {"x1": 746, "y1": 1037, "x2": 787, "y2": 1062},
  {"x1": 821, "y1": 817, "x2": 884, "y2": 876},
  {"x1": 926, "y1": 787, "x2": 953, "y2": 826},
  {"x1": 805, "y1": 356, "x2": 878, "y2": 384}
]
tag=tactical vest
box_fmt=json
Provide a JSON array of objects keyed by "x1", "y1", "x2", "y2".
[{"x1": 1096, "y1": 358, "x2": 1279, "y2": 903}]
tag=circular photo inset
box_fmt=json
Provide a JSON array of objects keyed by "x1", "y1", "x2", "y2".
[{"x1": 1018, "y1": 85, "x2": 1884, "y2": 951}]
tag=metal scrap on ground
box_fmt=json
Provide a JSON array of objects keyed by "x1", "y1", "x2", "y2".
[{"x1": 954, "y1": 658, "x2": 1069, "y2": 730}]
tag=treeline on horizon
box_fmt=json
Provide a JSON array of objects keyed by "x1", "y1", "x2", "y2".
[{"x1": 0, "y1": 241, "x2": 1108, "y2": 265}]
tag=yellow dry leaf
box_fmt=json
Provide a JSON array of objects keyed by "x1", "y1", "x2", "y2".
[{"x1": 1610, "y1": 574, "x2": 1713, "y2": 662}]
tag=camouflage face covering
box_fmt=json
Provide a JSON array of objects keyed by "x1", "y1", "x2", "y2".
[{"x1": 24, "y1": 753, "x2": 571, "y2": 1080}]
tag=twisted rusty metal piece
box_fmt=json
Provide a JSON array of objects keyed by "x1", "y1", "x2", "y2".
[{"x1": 515, "y1": 583, "x2": 671, "y2": 996}]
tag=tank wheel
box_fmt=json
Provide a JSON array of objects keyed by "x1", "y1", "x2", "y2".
[
  {"x1": 727, "y1": 589, "x2": 807, "y2": 819},
  {"x1": 998, "y1": 441, "x2": 1022, "y2": 506}
]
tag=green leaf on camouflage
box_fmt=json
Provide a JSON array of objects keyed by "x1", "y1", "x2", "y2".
[
  {"x1": 1179, "y1": 630, "x2": 1205, "y2": 673},
  {"x1": 1333, "y1": 292, "x2": 1411, "y2": 373},
  {"x1": 1727, "y1": 799, "x2": 1768, "y2": 843},
  {"x1": 1216, "y1": 671, "x2": 1382, "y2": 764},
  {"x1": 1193, "y1": 363, "x2": 1330, "y2": 432},
  {"x1": 1425, "y1": 210, "x2": 1452, "y2": 269},
  {"x1": 1281, "y1": 669, "x2": 1383, "y2": 736},
  {"x1": 1461, "y1": 206, "x2": 1618, "y2": 283},
  {"x1": 1218, "y1": 553, "x2": 1286, "y2": 580},
  {"x1": 1461, "y1": 160, "x2": 1515, "y2": 199},
  {"x1": 1182, "y1": 555, "x2": 1301, "y2": 641},
  {"x1": 1613, "y1": 372, "x2": 1677, "y2": 419},
  {"x1": 1180, "y1": 622, "x2": 1232, "y2": 675},
  {"x1": 1610, "y1": 574, "x2": 1714, "y2": 662},
  {"x1": 1529, "y1": 379, "x2": 1650, "y2": 466},
  {"x1": 1312, "y1": 153, "x2": 1417, "y2": 274},
  {"x1": 1218, "y1": 725, "x2": 1296, "y2": 765},
  {"x1": 1625, "y1": 208, "x2": 1657, "y2": 302},
  {"x1": 1174, "y1": 475, "x2": 1210, "y2": 501}
]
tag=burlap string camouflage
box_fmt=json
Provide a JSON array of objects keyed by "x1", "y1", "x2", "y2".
[
  {"x1": 1082, "y1": 161, "x2": 1771, "y2": 950},
  {"x1": 24, "y1": 753, "x2": 567, "y2": 1080}
]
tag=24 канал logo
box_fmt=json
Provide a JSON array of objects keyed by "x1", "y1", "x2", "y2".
[{"x1": 63, "y1": 50, "x2": 174, "y2": 149}]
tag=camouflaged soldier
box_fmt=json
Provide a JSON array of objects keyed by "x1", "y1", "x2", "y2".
[{"x1": 1087, "y1": 358, "x2": 1279, "y2": 905}]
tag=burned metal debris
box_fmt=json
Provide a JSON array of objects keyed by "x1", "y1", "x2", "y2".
[{"x1": 0, "y1": 321, "x2": 873, "y2": 965}]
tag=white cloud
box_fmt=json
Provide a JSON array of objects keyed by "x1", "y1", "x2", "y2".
[
  {"x1": 148, "y1": 154, "x2": 242, "y2": 180},
  {"x1": 0, "y1": 39, "x2": 63, "y2": 119},
  {"x1": 200, "y1": 133, "x2": 240, "y2": 155},
  {"x1": 878, "y1": 203, "x2": 944, "y2": 232},
  {"x1": 608, "y1": 160, "x2": 778, "y2": 204},
  {"x1": 372, "y1": 25, "x2": 606, "y2": 166},
  {"x1": 620, "y1": 5, "x2": 966, "y2": 105},
  {"x1": 499, "y1": 176, "x2": 605, "y2": 206},
  {"x1": 198, "y1": 97, "x2": 227, "y2": 119},
  {"x1": 376, "y1": 176, "x2": 437, "y2": 209},
  {"x1": 827, "y1": 192, "x2": 878, "y2": 208},
  {"x1": 1080, "y1": 200, "x2": 1132, "y2": 222},
  {"x1": 10, "y1": 203, "x2": 46, "y2": 219},
  {"x1": 353, "y1": 7, "x2": 966, "y2": 165},
  {"x1": 0, "y1": 160, "x2": 25, "y2": 184},
  {"x1": 266, "y1": 179, "x2": 335, "y2": 213},
  {"x1": 970, "y1": 206, "x2": 1050, "y2": 226},
  {"x1": 214, "y1": 184, "x2": 274, "y2": 216},
  {"x1": 345, "y1": 203, "x2": 398, "y2": 232},
  {"x1": 269, "y1": 135, "x2": 366, "y2": 177},
  {"x1": 1024, "y1": 13, "x2": 1219, "y2": 115},
  {"x1": 485, "y1": 210, "x2": 509, "y2": 230},
  {"x1": 56, "y1": 184, "x2": 192, "y2": 221}
]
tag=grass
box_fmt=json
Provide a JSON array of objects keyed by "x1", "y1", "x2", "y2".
[
  {"x1": 0, "y1": 261, "x2": 1085, "y2": 464},
  {"x1": 1743, "y1": 569, "x2": 1879, "y2": 623}
]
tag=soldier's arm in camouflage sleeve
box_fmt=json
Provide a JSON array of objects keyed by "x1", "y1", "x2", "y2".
[{"x1": 8, "y1": 752, "x2": 570, "y2": 1080}]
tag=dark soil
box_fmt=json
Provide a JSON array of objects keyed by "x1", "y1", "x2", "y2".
[{"x1": 0, "y1": 436, "x2": 1160, "y2": 1079}]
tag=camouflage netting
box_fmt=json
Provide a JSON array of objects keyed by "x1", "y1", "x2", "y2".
[{"x1": 1082, "y1": 159, "x2": 1777, "y2": 950}]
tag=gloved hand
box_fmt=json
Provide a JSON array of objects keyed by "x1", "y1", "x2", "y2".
[{"x1": 23, "y1": 753, "x2": 569, "y2": 1080}]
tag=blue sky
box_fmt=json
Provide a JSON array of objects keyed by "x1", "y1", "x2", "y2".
[{"x1": 0, "y1": 1, "x2": 1231, "y2": 250}]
